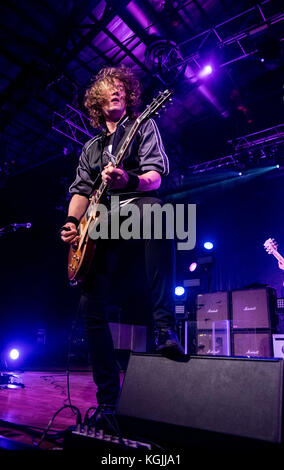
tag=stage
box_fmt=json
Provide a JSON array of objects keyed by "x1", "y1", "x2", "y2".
[
  {"x1": 0, "y1": 369, "x2": 102, "y2": 450},
  {"x1": 0, "y1": 355, "x2": 283, "y2": 460},
  {"x1": 0, "y1": 0, "x2": 284, "y2": 462}
]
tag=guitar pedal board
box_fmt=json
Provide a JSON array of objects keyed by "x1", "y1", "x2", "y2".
[{"x1": 63, "y1": 425, "x2": 152, "y2": 452}]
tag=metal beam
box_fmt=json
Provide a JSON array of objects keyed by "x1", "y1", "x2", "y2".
[
  {"x1": 0, "y1": 0, "x2": 104, "y2": 131},
  {"x1": 170, "y1": 2, "x2": 284, "y2": 73},
  {"x1": 186, "y1": 122, "x2": 284, "y2": 175},
  {"x1": 3, "y1": 0, "x2": 52, "y2": 42},
  {"x1": 88, "y1": 12, "x2": 152, "y2": 74},
  {"x1": 187, "y1": 155, "x2": 238, "y2": 174},
  {"x1": 52, "y1": 105, "x2": 95, "y2": 146},
  {"x1": 228, "y1": 124, "x2": 284, "y2": 151},
  {"x1": 60, "y1": 1, "x2": 132, "y2": 69}
]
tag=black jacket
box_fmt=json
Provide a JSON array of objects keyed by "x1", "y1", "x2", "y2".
[{"x1": 69, "y1": 115, "x2": 169, "y2": 200}]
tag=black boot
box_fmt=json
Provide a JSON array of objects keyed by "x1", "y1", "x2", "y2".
[{"x1": 155, "y1": 327, "x2": 185, "y2": 357}]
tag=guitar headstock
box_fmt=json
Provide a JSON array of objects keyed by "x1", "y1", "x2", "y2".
[
  {"x1": 264, "y1": 238, "x2": 278, "y2": 254},
  {"x1": 138, "y1": 89, "x2": 173, "y2": 123}
]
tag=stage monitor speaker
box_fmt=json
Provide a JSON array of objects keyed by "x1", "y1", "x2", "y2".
[
  {"x1": 117, "y1": 353, "x2": 283, "y2": 445},
  {"x1": 232, "y1": 288, "x2": 276, "y2": 329},
  {"x1": 196, "y1": 291, "x2": 229, "y2": 329},
  {"x1": 233, "y1": 331, "x2": 273, "y2": 357}
]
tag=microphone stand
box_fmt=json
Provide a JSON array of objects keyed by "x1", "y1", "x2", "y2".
[
  {"x1": 0, "y1": 224, "x2": 29, "y2": 387},
  {"x1": 0, "y1": 223, "x2": 32, "y2": 237},
  {"x1": 0, "y1": 225, "x2": 10, "y2": 237}
]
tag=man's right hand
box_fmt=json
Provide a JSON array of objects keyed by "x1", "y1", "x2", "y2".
[{"x1": 60, "y1": 222, "x2": 80, "y2": 247}]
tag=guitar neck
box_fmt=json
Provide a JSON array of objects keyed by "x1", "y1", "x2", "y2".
[
  {"x1": 271, "y1": 249, "x2": 284, "y2": 264},
  {"x1": 115, "y1": 120, "x2": 141, "y2": 167},
  {"x1": 93, "y1": 118, "x2": 142, "y2": 204},
  {"x1": 90, "y1": 88, "x2": 173, "y2": 206}
]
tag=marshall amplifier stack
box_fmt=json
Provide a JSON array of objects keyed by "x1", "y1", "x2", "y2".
[
  {"x1": 231, "y1": 287, "x2": 277, "y2": 357},
  {"x1": 196, "y1": 291, "x2": 231, "y2": 356},
  {"x1": 194, "y1": 287, "x2": 277, "y2": 358}
]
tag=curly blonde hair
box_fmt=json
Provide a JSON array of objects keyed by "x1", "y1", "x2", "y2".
[{"x1": 84, "y1": 65, "x2": 141, "y2": 128}]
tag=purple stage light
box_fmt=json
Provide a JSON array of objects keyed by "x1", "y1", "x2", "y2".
[
  {"x1": 199, "y1": 65, "x2": 213, "y2": 78},
  {"x1": 189, "y1": 262, "x2": 198, "y2": 272},
  {"x1": 126, "y1": 3, "x2": 159, "y2": 35},
  {"x1": 9, "y1": 349, "x2": 20, "y2": 360}
]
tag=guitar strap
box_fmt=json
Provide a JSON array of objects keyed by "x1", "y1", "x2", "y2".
[{"x1": 102, "y1": 133, "x2": 116, "y2": 166}]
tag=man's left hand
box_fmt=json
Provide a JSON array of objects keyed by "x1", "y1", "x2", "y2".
[{"x1": 101, "y1": 162, "x2": 129, "y2": 189}]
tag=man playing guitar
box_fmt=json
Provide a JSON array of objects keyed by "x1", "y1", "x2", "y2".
[{"x1": 60, "y1": 65, "x2": 184, "y2": 429}]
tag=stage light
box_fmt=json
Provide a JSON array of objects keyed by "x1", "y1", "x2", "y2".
[
  {"x1": 238, "y1": 172, "x2": 243, "y2": 176},
  {"x1": 175, "y1": 286, "x2": 185, "y2": 296},
  {"x1": 276, "y1": 164, "x2": 280, "y2": 168},
  {"x1": 189, "y1": 262, "x2": 198, "y2": 272},
  {"x1": 9, "y1": 349, "x2": 20, "y2": 360},
  {"x1": 199, "y1": 65, "x2": 213, "y2": 78},
  {"x1": 204, "y1": 241, "x2": 214, "y2": 250}
]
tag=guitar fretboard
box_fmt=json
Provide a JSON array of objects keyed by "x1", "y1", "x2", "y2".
[{"x1": 93, "y1": 119, "x2": 142, "y2": 205}]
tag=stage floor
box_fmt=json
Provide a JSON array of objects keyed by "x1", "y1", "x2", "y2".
[
  {"x1": 0, "y1": 369, "x2": 123, "y2": 450},
  {"x1": 0, "y1": 362, "x2": 283, "y2": 457}
]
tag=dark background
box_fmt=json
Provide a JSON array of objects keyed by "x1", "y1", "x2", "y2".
[
  {"x1": 1, "y1": 155, "x2": 283, "y2": 364},
  {"x1": 0, "y1": 0, "x2": 283, "y2": 365}
]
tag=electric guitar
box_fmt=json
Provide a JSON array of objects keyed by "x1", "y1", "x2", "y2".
[
  {"x1": 264, "y1": 238, "x2": 284, "y2": 271},
  {"x1": 67, "y1": 89, "x2": 173, "y2": 284}
]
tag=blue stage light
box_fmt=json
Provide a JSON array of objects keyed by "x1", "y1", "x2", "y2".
[
  {"x1": 9, "y1": 349, "x2": 20, "y2": 360},
  {"x1": 175, "y1": 286, "x2": 185, "y2": 296},
  {"x1": 204, "y1": 241, "x2": 214, "y2": 250}
]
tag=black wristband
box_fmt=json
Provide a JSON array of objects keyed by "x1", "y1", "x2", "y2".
[
  {"x1": 63, "y1": 216, "x2": 80, "y2": 228},
  {"x1": 124, "y1": 173, "x2": 140, "y2": 191}
]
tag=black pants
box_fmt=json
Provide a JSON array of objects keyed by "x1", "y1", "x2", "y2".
[{"x1": 78, "y1": 197, "x2": 176, "y2": 405}]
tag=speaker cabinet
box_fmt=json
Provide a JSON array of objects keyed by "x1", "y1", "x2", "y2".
[
  {"x1": 233, "y1": 331, "x2": 273, "y2": 357},
  {"x1": 117, "y1": 354, "x2": 284, "y2": 445},
  {"x1": 232, "y1": 288, "x2": 277, "y2": 329},
  {"x1": 197, "y1": 329, "x2": 231, "y2": 356},
  {"x1": 196, "y1": 292, "x2": 229, "y2": 329}
]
